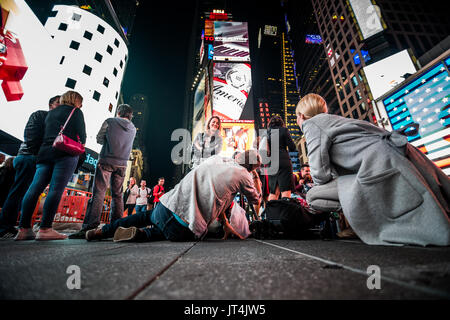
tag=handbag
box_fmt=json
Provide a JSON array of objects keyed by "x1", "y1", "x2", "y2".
[{"x1": 52, "y1": 107, "x2": 85, "y2": 156}]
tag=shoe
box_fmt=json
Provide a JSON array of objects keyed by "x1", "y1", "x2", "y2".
[
  {"x1": 337, "y1": 228, "x2": 358, "y2": 239},
  {"x1": 68, "y1": 230, "x2": 87, "y2": 239},
  {"x1": 36, "y1": 228, "x2": 68, "y2": 240},
  {"x1": 0, "y1": 228, "x2": 18, "y2": 239},
  {"x1": 14, "y1": 228, "x2": 36, "y2": 241},
  {"x1": 113, "y1": 226, "x2": 138, "y2": 242},
  {"x1": 85, "y1": 229, "x2": 104, "y2": 241}
]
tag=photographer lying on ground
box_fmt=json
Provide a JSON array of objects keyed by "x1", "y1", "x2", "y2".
[{"x1": 84, "y1": 150, "x2": 262, "y2": 242}]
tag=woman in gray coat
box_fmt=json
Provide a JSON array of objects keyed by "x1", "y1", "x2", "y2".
[{"x1": 296, "y1": 93, "x2": 450, "y2": 246}]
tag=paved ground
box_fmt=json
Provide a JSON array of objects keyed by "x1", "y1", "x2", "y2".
[{"x1": 1, "y1": 235, "x2": 450, "y2": 301}]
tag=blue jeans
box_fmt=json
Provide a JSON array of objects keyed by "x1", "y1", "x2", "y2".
[
  {"x1": 81, "y1": 163, "x2": 126, "y2": 231},
  {"x1": 19, "y1": 156, "x2": 79, "y2": 228},
  {"x1": 101, "y1": 202, "x2": 195, "y2": 242},
  {"x1": 135, "y1": 204, "x2": 147, "y2": 214},
  {"x1": 0, "y1": 155, "x2": 37, "y2": 232}
]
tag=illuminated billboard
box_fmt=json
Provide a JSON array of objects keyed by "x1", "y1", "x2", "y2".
[
  {"x1": 305, "y1": 34, "x2": 322, "y2": 44},
  {"x1": 212, "y1": 62, "x2": 252, "y2": 120},
  {"x1": 220, "y1": 120, "x2": 255, "y2": 158},
  {"x1": 376, "y1": 54, "x2": 450, "y2": 175},
  {"x1": 213, "y1": 21, "x2": 250, "y2": 62},
  {"x1": 192, "y1": 72, "x2": 206, "y2": 139},
  {"x1": 364, "y1": 50, "x2": 417, "y2": 100},
  {"x1": 0, "y1": 1, "x2": 128, "y2": 154},
  {"x1": 348, "y1": 0, "x2": 385, "y2": 40}
]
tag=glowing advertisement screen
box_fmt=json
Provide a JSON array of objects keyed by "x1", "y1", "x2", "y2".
[
  {"x1": 220, "y1": 120, "x2": 255, "y2": 158},
  {"x1": 380, "y1": 56, "x2": 450, "y2": 174},
  {"x1": 364, "y1": 50, "x2": 417, "y2": 100},
  {"x1": 349, "y1": 0, "x2": 384, "y2": 40},
  {"x1": 192, "y1": 73, "x2": 206, "y2": 140},
  {"x1": 305, "y1": 34, "x2": 322, "y2": 44},
  {"x1": 213, "y1": 21, "x2": 250, "y2": 62},
  {"x1": 212, "y1": 62, "x2": 252, "y2": 120}
]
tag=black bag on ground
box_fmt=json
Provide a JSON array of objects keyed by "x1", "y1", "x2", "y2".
[{"x1": 251, "y1": 198, "x2": 327, "y2": 239}]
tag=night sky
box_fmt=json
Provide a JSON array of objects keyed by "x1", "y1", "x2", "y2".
[{"x1": 121, "y1": 2, "x2": 196, "y2": 189}]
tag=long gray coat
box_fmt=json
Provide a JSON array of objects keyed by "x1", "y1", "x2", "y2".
[{"x1": 302, "y1": 113, "x2": 450, "y2": 246}]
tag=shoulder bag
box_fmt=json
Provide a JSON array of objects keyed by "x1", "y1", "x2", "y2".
[{"x1": 52, "y1": 107, "x2": 85, "y2": 156}]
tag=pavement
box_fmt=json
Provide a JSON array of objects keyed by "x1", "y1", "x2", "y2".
[{"x1": 1, "y1": 234, "x2": 450, "y2": 301}]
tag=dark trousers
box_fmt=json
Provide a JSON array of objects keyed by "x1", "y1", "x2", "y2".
[
  {"x1": 0, "y1": 155, "x2": 36, "y2": 231},
  {"x1": 19, "y1": 156, "x2": 79, "y2": 228},
  {"x1": 124, "y1": 204, "x2": 135, "y2": 216},
  {"x1": 101, "y1": 202, "x2": 195, "y2": 242},
  {"x1": 82, "y1": 163, "x2": 126, "y2": 231}
]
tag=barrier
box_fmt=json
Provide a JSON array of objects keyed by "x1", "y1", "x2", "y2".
[{"x1": 30, "y1": 187, "x2": 112, "y2": 226}]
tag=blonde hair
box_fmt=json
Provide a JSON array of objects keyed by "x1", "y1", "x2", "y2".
[
  {"x1": 296, "y1": 93, "x2": 328, "y2": 119},
  {"x1": 60, "y1": 90, "x2": 83, "y2": 108}
]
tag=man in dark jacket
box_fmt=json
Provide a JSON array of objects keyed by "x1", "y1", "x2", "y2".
[
  {"x1": 70, "y1": 104, "x2": 136, "y2": 238},
  {"x1": 0, "y1": 96, "x2": 60, "y2": 239}
]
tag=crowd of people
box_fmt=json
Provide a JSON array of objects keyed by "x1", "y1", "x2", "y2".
[{"x1": 0, "y1": 91, "x2": 449, "y2": 246}]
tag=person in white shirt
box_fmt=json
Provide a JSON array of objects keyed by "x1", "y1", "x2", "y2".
[
  {"x1": 135, "y1": 180, "x2": 151, "y2": 213},
  {"x1": 124, "y1": 177, "x2": 139, "y2": 216},
  {"x1": 86, "y1": 150, "x2": 262, "y2": 242}
]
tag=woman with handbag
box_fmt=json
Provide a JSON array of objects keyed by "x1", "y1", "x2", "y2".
[{"x1": 15, "y1": 91, "x2": 86, "y2": 240}]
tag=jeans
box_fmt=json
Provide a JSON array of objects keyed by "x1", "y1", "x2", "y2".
[
  {"x1": 19, "y1": 156, "x2": 79, "y2": 228},
  {"x1": 101, "y1": 202, "x2": 195, "y2": 242},
  {"x1": 0, "y1": 155, "x2": 37, "y2": 231},
  {"x1": 82, "y1": 163, "x2": 126, "y2": 231},
  {"x1": 135, "y1": 204, "x2": 147, "y2": 214}
]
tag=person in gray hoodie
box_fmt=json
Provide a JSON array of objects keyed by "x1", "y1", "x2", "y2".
[{"x1": 70, "y1": 104, "x2": 136, "y2": 239}]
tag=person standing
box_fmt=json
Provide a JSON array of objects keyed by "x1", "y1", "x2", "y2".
[
  {"x1": 15, "y1": 91, "x2": 86, "y2": 240},
  {"x1": 0, "y1": 96, "x2": 60, "y2": 239},
  {"x1": 135, "y1": 180, "x2": 151, "y2": 214},
  {"x1": 152, "y1": 177, "x2": 165, "y2": 206},
  {"x1": 124, "y1": 177, "x2": 138, "y2": 216},
  {"x1": 69, "y1": 104, "x2": 136, "y2": 239},
  {"x1": 191, "y1": 116, "x2": 223, "y2": 168},
  {"x1": 267, "y1": 115, "x2": 297, "y2": 201}
]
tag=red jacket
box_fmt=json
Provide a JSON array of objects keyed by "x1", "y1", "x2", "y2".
[{"x1": 153, "y1": 185, "x2": 165, "y2": 203}]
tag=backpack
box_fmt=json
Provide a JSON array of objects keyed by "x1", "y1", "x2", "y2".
[{"x1": 250, "y1": 198, "x2": 327, "y2": 239}]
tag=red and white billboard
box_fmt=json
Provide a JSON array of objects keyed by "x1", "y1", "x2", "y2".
[{"x1": 212, "y1": 62, "x2": 252, "y2": 120}]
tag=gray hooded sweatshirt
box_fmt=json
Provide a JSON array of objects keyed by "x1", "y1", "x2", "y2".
[{"x1": 96, "y1": 117, "x2": 136, "y2": 167}]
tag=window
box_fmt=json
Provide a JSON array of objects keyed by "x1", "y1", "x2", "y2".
[
  {"x1": 109, "y1": 103, "x2": 113, "y2": 112},
  {"x1": 115, "y1": 91, "x2": 119, "y2": 99},
  {"x1": 82, "y1": 65, "x2": 92, "y2": 75},
  {"x1": 103, "y1": 77, "x2": 109, "y2": 87},
  {"x1": 352, "y1": 109, "x2": 359, "y2": 119},
  {"x1": 113, "y1": 68, "x2": 118, "y2": 77},
  {"x1": 93, "y1": 91, "x2": 101, "y2": 101},
  {"x1": 348, "y1": 95, "x2": 355, "y2": 107},
  {"x1": 69, "y1": 40, "x2": 80, "y2": 50},
  {"x1": 65, "y1": 78, "x2": 76, "y2": 89},
  {"x1": 119, "y1": 60, "x2": 124, "y2": 68},
  {"x1": 83, "y1": 30, "x2": 93, "y2": 40},
  {"x1": 59, "y1": 56, "x2": 65, "y2": 65},
  {"x1": 94, "y1": 52, "x2": 103, "y2": 62},
  {"x1": 114, "y1": 39, "x2": 120, "y2": 48},
  {"x1": 97, "y1": 24, "x2": 105, "y2": 34},
  {"x1": 106, "y1": 45, "x2": 113, "y2": 55},
  {"x1": 72, "y1": 13, "x2": 81, "y2": 21},
  {"x1": 58, "y1": 23, "x2": 68, "y2": 31},
  {"x1": 49, "y1": 10, "x2": 58, "y2": 18}
]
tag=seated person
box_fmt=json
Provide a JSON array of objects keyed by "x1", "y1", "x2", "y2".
[
  {"x1": 85, "y1": 150, "x2": 262, "y2": 242},
  {"x1": 295, "y1": 163, "x2": 314, "y2": 198},
  {"x1": 296, "y1": 93, "x2": 450, "y2": 246}
]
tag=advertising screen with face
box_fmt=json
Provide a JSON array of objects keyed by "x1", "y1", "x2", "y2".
[
  {"x1": 220, "y1": 120, "x2": 255, "y2": 158},
  {"x1": 213, "y1": 21, "x2": 250, "y2": 62},
  {"x1": 212, "y1": 62, "x2": 252, "y2": 120},
  {"x1": 378, "y1": 55, "x2": 450, "y2": 175}
]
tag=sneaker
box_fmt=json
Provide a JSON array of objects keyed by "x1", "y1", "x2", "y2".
[
  {"x1": 113, "y1": 226, "x2": 138, "y2": 242},
  {"x1": 36, "y1": 228, "x2": 67, "y2": 240},
  {"x1": 68, "y1": 230, "x2": 87, "y2": 239},
  {"x1": 85, "y1": 229, "x2": 104, "y2": 241},
  {"x1": 14, "y1": 228, "x2": 36, "y2": 241},
  {"x1": 0, "y1": 228, "x2": 18, "y2": 239}
]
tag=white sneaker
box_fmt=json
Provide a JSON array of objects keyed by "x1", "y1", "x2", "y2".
[
  {"x1": 36, "y1": 228, "x2": 68, "y2": 241},
  {"x1": 14, "y1": 228, "x2": 36, "y2": 241}
]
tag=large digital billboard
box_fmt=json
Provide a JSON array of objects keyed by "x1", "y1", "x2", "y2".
[
  {"x1": 213, "y1": 21, "x2": 250, "y2": 62},
  {"x1": 376, "y1": 54, "x2": 450, "y2": 175},
  {"x1": 364, "y1": 50, "x2": 417, "y2": 100},
  {"x1": 220, "y1": 120, "x2": 255, "y2": 158},
  {"x1": 348, "y1": 0, "x2": 385, "y2": 40},
  {"x1": 212, "y1": 62, "x2": 252, "y2": 120},
  {"x1": 191, "y1": 72, "x2": 206, "y2": 141}
]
